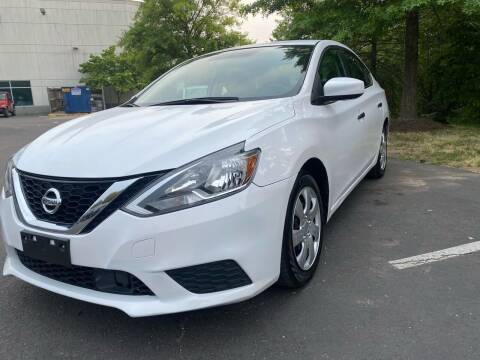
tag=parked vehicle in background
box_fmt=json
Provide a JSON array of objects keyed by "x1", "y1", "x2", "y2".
[
  {"x1": 1, "y1": 40, "x2": 389, "y2": 317},
  {"x1": 0, "y1": 92, "x2": 15, "y2": 117}
]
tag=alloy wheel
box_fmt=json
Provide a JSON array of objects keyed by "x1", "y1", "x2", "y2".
[
  {"x1": 379, "y1": 131, "x2": 387, "y2": 170},
  {"x1": 291, "y1": 186, "x2": 322, "y2": 271}
]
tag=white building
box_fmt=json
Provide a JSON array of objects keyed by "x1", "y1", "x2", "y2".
[{"x1": 0, "y1": 0, "x2": 139, "y2": 114}]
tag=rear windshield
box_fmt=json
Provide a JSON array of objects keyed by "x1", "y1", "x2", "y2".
[{"x1": 134, "y1": 45, "x2": 314, "y2": 105}]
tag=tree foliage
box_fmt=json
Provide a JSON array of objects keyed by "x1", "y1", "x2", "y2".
[
  {"x1": 79, "y1": 0, "x2": 250, "y2": 96},
  {"x1": 246, "y1": 0, "x2": 480, "y2": 123},
  {"x1": 121, "y1": 0, "x2": 250, "y2": 85},
  {"x1": 79, "y1": 46, "x2": 139, "y2": 101}
]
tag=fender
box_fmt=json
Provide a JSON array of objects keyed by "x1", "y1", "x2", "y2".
[{"x1": 246, "y1": 106, "x2": 334, "y2": 218}]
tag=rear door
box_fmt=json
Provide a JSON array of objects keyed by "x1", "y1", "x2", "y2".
[{"x1": 337, "y1": 48, "x2": 379, "y2": 164}]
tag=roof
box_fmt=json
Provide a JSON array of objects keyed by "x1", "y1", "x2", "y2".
[
  {"x1": 255, "y1": 40, "x2": 322, "y2": 46},
  {"x1": 203, "y1": 40, "x2": 323, "y2": 57},
  {"x1": 233, "y1": 40, "x2": 322, "y2": 51}
]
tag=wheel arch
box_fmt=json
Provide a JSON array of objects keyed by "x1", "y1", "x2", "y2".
[{"x1": 300, "y1": 158, "x2": 330, "y2": 221}]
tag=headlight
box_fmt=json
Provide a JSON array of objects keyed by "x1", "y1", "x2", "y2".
[
  {"x1": 3, "y1": 157, "x2": 14, "y2": 198},
  {"x1": 123, "y1": 143, "x2": 260, "y2": 216}
]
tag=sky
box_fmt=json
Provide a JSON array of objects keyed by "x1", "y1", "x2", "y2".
[{"x1": 239, "y1": 12, "x2": 280, "y2": 43}]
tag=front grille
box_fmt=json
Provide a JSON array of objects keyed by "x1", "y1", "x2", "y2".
[
  {"x1": 19, "y1": 173, "x2": 113, "y2": 226},
  {"x1": 166, "y1": 260, "x2": 252, "y2": 294},
  {"x1": 17, "y1": 250, "x2": 154, "y2": 296}
]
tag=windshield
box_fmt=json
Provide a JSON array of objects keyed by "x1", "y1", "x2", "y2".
[
  {"x1": 134, "y1": 45, "x2": 314, "y2": 106},
  {"x1": 0, "y1": 93, "x2": 6, "y2": 100}
]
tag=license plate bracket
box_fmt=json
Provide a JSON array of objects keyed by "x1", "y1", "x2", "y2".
[{"x1": 21, "y1": 232, "x2": 71, "y2": 267}]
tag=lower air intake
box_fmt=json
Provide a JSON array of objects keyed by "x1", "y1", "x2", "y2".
[
  {"x1": 17, "y1": 251, "x2": 154, "y2": 296},
  {"x1": 166, "y1": 260, "x2": 252, "y2": 294}
]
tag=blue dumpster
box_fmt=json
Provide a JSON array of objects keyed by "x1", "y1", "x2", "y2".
[{"x1": 63, "y1": 86, "x2": 91, "y2": 113}]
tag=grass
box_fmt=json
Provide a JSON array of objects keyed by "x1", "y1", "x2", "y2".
[{"x1": 389, "y1": 124, "x2": 480, "y2": 173}]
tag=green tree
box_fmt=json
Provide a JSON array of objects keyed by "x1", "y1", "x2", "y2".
[
  {"x1": 398, "y1": 0, "x2": 480, "y2": 120},
  {"x1": 121, "y1": 0, "x2": 250, "y2": 85},
  {"x1": 246, "y1": 0, "x2": 480, "y2": 123},
  {"x1": 246, "y1": 0, "x2": 404, "y2": 111},
  {"x1": 418, "y1": 2, "x2": 480, "y2": 123},
  {"x1": 79, "y1": 46, "x2": 139, "y2": 104}
]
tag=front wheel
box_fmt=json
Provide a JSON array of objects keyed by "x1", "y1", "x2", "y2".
[
  {"x1": 367, "y1": 124, "x2": 388, "y2": 179},
  {"x1": 278, "y1": 173, "x2": 324, "y2": 288},
  {"x1": 3, "y1": 108, "x2": 10, "y2": 118}
]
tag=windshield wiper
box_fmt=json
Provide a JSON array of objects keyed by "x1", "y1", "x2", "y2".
[
  {"x1": 120, "y1": 96, "x2": 140, "y2": 107},
  {"x1": 150, "y1": 97, "x2": 239, "y2": 106}
]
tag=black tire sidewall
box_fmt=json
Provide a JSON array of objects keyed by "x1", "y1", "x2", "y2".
[
  {"x1": 380, "y1": 126, "x2": 388, "y2": 173},
  {"x1": 368, "y1": 125, "x2": 388, "y2": 179},
  {"x1": 280, "y1": 173, "x2": 325, "y2": 287},
  {"x1": 377, "y1": 130, "x2": 387, "y2": 176}
]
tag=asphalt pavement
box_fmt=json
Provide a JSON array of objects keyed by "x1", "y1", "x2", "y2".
[{"x1": 1, "y1": 116, "x2": 479, "y2": 359}]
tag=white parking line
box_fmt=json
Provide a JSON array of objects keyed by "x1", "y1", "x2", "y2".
[{"x1": 389, "y1": 240, "x2": 480, "y2": 270}]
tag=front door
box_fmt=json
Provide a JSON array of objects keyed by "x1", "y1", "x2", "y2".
[
  {"x1": 309, "y1": 47, "x2": 369, "y2": 205},
  {"x1": 337, "y1": 48, "x2": 381, "y2": 165}
]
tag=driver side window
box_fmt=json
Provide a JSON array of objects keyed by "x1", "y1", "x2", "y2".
[{"x1": 313, "y1": 48, "x2": 345, "y2": 98}]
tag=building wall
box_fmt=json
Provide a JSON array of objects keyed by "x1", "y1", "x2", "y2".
[{"x1": 0, "y1": 0, "x2": 139, "y2": 114}]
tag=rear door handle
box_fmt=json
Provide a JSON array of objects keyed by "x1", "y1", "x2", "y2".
[
  {"x1": 378, "y1": 102, "x2": 383, "y2": 108},
  {"x1": 357, "y1": 112, "x2": 365, "y2": 120}
]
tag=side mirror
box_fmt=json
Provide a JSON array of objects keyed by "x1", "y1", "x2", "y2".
[{"x1": 313, "y1": 77, "x2": 364, "y2": 104}]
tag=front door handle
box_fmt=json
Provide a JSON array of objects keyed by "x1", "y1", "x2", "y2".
[{"x1": 357, "y1": 112, "x2": 365, "y2": 120}]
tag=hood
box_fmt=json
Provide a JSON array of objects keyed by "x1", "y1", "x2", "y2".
[{"x1": 16, "y1": 99, "x2": 295, "y2": 178}]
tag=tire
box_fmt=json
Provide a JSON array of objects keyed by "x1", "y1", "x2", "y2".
[
  {"x1": 11, "y1": 109, "x2": 16, "y2": 116},
  {"x1": 367, "y1": 123, "x2": 388, "y2": 179},
  {"x1": 3, "y1": 108, "x2": 10, "y2": 118},
  {"x1": 278, "y1": 172, "x2": 325, "y2": 288}
]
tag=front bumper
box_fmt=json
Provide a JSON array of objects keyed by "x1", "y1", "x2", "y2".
[{"x1": 1, "y1": 179, "x2": 292, "y2": 317}]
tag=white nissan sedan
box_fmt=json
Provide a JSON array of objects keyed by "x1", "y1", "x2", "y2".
[{"x1": 1, "y1": 40, "x2": 389, "y2": 316}]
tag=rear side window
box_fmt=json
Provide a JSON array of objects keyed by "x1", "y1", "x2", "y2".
[
  {"x1": 313, "y1": 48, "x2": 345, "y2": 98},
  {"x1": 338, "y1": 49, "x2": 372, "y2": 88}
]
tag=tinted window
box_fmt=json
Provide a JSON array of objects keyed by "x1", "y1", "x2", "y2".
[
  {"x1": 338, "y1": 50, "x2": 372, "y2": 87},
  {"x1": 11, "y1": 81, "x2": 31, "y2": 87},
  {"x1": 312, "y1": 48, "x2": 345, "y2": 98},
  {"x1": 0, "y1": 81, "x2": 33, "y2": 106},
  {"x1": 12, "y1": 88, "x2": 33, "y2": 106},
  {"x1": 319, "y1": 49, "x2": 344, "y2": 85},
  {"x1": 134, "y1": 46, "x2": 314, "y2": 105}
]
